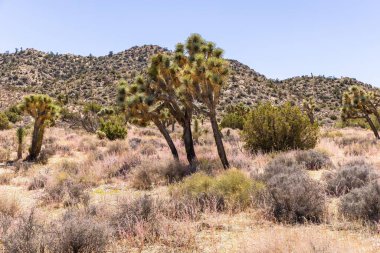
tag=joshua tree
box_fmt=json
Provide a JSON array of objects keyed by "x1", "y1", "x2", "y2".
[
  {"x1": 19, "y1": 95, "x2": 60, "y2": 161},
  {"x1": 180, "y1": 34, "x2": 230, "y2": 168},
  {"x1": 342, "y1": 86, "x2": 380, "y2": 139},
  {"x1": 16, "y1": 127, "x2": 25, "y2": 160},
  {"x1": 147, "y1": 53, "x2": 198, "y2": 170},
  {"x1": 302, "y1": 97, "x2": 316, "y2": 124},
  {"x1": 118, "y1": 78, "x2": 179, "y2": 161}
]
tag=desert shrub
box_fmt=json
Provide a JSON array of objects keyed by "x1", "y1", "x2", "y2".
[
  {"x1": 220, "y1": 103, "x2": 250, "y2": 130},
  {"x1": 37, "y1": 148, "x2": 55, "y2": 165},
  {"x1": 0, "y1": 173, "x2": 13, "y2": 185},
  {"x1": 213, "y1": 169, "x2": 257, "y2": 209},
  {"x1": 261, "y1": 159, "x2": 325, "y2": 223},
  {"x1": 197, "y1": 157, "x2": 223, "y2": 175},
  {"x1": 294, "y1": 150, "x2": 332, "y2": 170},
  {"x1": 111, "y1": 195, "x2": 159, "y2": 241},
  {"x1": 45, "y1": 176, "x2": 89, "y2": 206},
  {"x1": 0, "y1": 192, "x2": 21, "y2": 218},
  {"x1": 47, "y1": 211, "x2": 110, "y2": 253},
  {"x1": 106, "y1": 140, "x2": 128, "y2": 155},
  {"x1": 324, "y1": 160, "x2": 377, "y2": 196},
  {"x1": 171, "y1": 169, "x2": 258, "y2": 211},
  {"x1": 0, "y1": 112, "x2": 10, "y2": 130},
  {"x1": 154, "y1": 160, "x2": 189, "y2": 184},
  {"x1": 2, "y1": 212, "x2": 45, "y2": 253},
  {"x1": 260, "y1": 155, "x2": 300, "y2": 181},
  {"x1": 4, "y1": 105, "x2": 22, "y2": 123},
  {"x1": 99, "y1": 115, "x2": 127, "y2": 140},
  {"x1": 28, "y1": 174, "x2": 48, "y2": 190},
  {"x1": 339, "y1": 182, "x2": 380, "y2": 222},
  {"x1": 0, "y1": 147, "x2": 10, "y2": 162},
  {"x1": 243, "y1": 102, "x2": 319, "y2": 153},
  {"x1": 220, "y1": 113, "x2": 245, "y2": 130},
  {"x1": 131, "y1": 169, "x2": 152, "y2": 190}
]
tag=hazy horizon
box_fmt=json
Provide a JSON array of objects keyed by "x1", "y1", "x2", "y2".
[{"x1": 1, "y1": 0, "x2": 379, "y2": 87}]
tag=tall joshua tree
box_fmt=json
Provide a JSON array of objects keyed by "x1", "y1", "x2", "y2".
[
  {"x1": 342, "y1": 86, "x2": 380, "y2": 139},
  {"x1": 19, "y1": 95, "x2": 60, "y2": 161},
  {"x1": 118, "y1": 78, "x2": 179, "y2": 161},
  {"x1": 180, "y1": 34, "x2": 230, "y2": 169},
  {"x1": 147, "y1": 53, "x2": 198, "y2": 170}
]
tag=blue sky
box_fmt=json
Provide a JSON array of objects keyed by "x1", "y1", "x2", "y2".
[{"x1": 1, "y1": 0, "x2": 379, "y2": 87}]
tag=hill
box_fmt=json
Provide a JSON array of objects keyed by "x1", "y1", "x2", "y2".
[{"x1": 0, "y1": 46, "x2": 377, "y2": 123}]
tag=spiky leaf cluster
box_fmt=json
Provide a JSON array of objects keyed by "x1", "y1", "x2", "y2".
[
  {"x1": 342, "y1": 86, "x2": 377, "y2": 120},
  {"x1": 19, "y1": 94, "x2": 60, "y2": 124}
]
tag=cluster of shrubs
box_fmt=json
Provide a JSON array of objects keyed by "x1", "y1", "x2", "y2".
[{"x1": 1, "y1": 211, "x2": 110, "y2": 253}]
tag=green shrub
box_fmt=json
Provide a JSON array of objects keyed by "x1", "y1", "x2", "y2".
[
  {"x1": 220, "y1": 113, "x2": 246, "y2": 130},
  {"x1": 99, "y1": 115, "x2": 127, "y2": 140},
  {"x1": 171, "y1": 169, "x2": 259, "y2": 211},
  {"x1": 220, "y1": 103, "x2": 249, "y2": 130},
  {"x1": 0, "y1": 112, "x2": 10, "y2": 130},
  {"x1": 242, "y1": 102, "x2": 319, "y2": 153}
]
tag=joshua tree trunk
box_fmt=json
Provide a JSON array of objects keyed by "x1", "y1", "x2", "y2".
[
  {"x1": 209, "y1": 112, "x2": 230, "y2": 169},
  {"x1": 154, "y1": 119, "x2": 179, "y2": 161},
  {"x1": 28, "y1": 120, "x2": 45, "y2": 161},
  {"x1": 307, "y1": 112, "x2": 315, "y2": 125},
  {"x1": 183, "y1": 112, "x2": 197, "y2": 172},
  {"x1": 365, "y1": 115, "x2": 380, "y2": 139},
  {"x1": 17, "y1": 143, "x2": 22, "y2": 160},
  {"x1": 171, "y1": 121, "x2": 175, "y2": 132}
]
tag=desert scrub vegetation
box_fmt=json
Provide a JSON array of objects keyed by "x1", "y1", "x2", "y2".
[
  {"x1": 220, "y1": 103, "x2": 250, "y2": 130},
  {"x1": 242, "y1": 102, "x2": 319, "y2": 153},
  {"x1": 324, "y1": 159, "x2": 377, "y2": 196},
  {"x1": 171, "y1": 169, "x2": 263, "y2": 211},
  {"x1": 259, "y1": 156, "x2": 326, "y2": 223},
  {"x1": 98, "y1": 115, "x2": 127, "y2": 140},
  {"x1": 294, "y1": 149, "x2": 332, "y2": 170},
  {"x1": 339, "y1": 182, "x2": 380, "y2": 223},
  {"x1": 0, "y1": 112, "x2": 10, "y2": 130}
]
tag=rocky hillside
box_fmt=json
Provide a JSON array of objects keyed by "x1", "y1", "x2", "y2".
[{"x1": 0, "y1": 45, "x2": 377, "y2": 124}]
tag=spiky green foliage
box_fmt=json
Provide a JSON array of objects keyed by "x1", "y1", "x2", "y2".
[
  {"x1": 342, "y1": 86, "x2": 380, "y2": 139},
  {"x1": 243, "y1": 102, "x2": 319, "y2": 153},
  {"x1": 118, "y1": 77, "x2": 179, "y2": 160},
  {"x1": 16, "y1": 127, "x2": 26, "y2": 160},
  {"x1": 179, "y1": 34, "x2": 230, "y2": 168},
  {"x1": 147, "y1": 50, "x2": 198, "y2": 168},
  {"x1": 19, "y1": 94, "x2": 60, "y2": 161}
]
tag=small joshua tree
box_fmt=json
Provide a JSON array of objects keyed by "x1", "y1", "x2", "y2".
[
  {"x1": 302, "y1": 97, "x2": 316, "y2": 124},
  {"x1": 342, "y1": 86, "x2": 380, "y2": 139},
  {"x1": 19, "y1": 95, "x2": 60, "y2": 161},
  {"x1": 16, "y1": 127, "x2": 25, "y2": 160}
]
